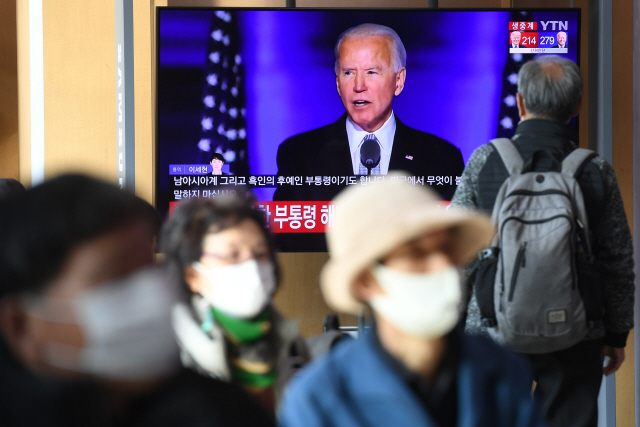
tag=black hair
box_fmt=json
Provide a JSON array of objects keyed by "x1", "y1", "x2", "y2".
[
  {"x1": 0, "y1": 179, "x2": 26, "y2": 199},
  {"x1": 0, "y1": 174, "x2": 155, "y2": 297},
  {"x1": 159, "y1": 193, "x2": 280, "y2": 295},
  {"x1": 209, "y1": 153, "x2": 225, "y2": 163}
]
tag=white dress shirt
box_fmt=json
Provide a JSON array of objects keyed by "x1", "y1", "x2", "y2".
[{"x1": 346, "y1": 112, "x2": 396, "y2": 175}]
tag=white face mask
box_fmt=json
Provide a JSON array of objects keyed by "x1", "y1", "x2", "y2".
[
  {"x1": 24, "y1": 266, "x2": 180, "y2": 381},
  {"x1": 192, "y1": 259, "x2": 276, "y2": 319},
  {"x1": 369, "y1": 265, "x2": 461, "y2": 339}
]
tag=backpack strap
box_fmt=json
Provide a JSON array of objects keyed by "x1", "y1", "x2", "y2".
[
  {"x1": 490, "y1": 138, "x2": 524, "y2": 176},
  {"x1": 561, "y1": 148, "x2": 597, "y2": 178}
]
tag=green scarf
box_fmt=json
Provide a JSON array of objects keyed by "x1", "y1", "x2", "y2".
[
  {"x1": 202, "y1": 307, "x2": 276, "y2": 389},
  {"x1": 205, "y1": 307, "x2": 272, "y2": 344},
  {"x1": 230, "y1": 363, "x2": 276, "y2": 389}
]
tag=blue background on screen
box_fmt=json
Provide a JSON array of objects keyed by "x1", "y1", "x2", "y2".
[{"x1": 157, "y1": 9, "x2": 579, "y2": 206}]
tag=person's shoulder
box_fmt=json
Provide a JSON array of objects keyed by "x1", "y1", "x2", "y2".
[
  {"x1": 470, "y1": 142, "x2": 496, "y2": 162},
  {"x1": 285, "y1": 337, "x2": 359, "y2": 394},
  {"x1": 396, "y1": 119, "x2": 447, "y2": 142},
  {"x1": 581, "y1": 151, "x2": 620, "y2": 192},
  {"x1": 395, "y1": 118, "x2": 460, "y2": 152},
  {"x1": 457, "y1": 335, "x2": 547, "y2": 427},
  {"x1": 458, "y1": 334, "x2": 536, "y2": 398},
  {"x1": 586, "y1": 151, "x2": 612, "y2": 171},
  {"x1": 279, "y1": 338, "x2": 359, "y2": 424},
  {"x1": 563, "y1": 146, "x2": 614, "y2": 188},
  {"x1": 280, "y1": 117, "x2": 345, "y2": 148}
]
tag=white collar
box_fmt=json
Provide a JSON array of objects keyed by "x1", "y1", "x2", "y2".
[{"x1": 346, "y1": 112, "x2": 397, "y2": 174}]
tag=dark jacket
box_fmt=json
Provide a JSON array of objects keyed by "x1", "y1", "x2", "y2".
[
  {"x1": 273, "y1": 114, "x2": 464, "y2": 202},
  {"x1": 278, "y1": 329, "x2": 546, "y2": 427},
  {"x1": 451, "y1": 119, "x2": 634, "y2": 348},
  {"x1": 272, "y1": 114, "x2": 464, "y2": 251},
  {"x1": 0, "y1": 336, "x2": 274, "y2": 427}
]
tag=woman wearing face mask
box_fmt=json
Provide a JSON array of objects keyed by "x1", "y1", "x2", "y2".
[
  {"x1": 278, "y1": 175, "x2": 547, "y2": 427},
  {"x1": 161, "y1": 194, "x2": 310, "y2": 413},
  {"x1": 0, "y1": 175, "x2": 274, "y2": 427}
]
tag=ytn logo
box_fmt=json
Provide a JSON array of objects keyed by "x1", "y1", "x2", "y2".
[{"x1": 540, "y1": 21, "x2": 568, "y2": 31}]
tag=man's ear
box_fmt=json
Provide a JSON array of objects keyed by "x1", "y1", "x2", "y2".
[
  {"x1": 394, "y1": 67, "x2": 406, "y2": 96},
  {"x1": 516, "y1": 93, "x2": 527, "y2": 119},
  {"x1": 0, "y1": 297, "x2": 38, "y2": 365},
  {"x1": 335, "y1": 74, "x2": 342, "y2": 97}
]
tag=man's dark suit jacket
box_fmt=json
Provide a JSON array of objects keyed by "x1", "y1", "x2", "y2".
[
  {"x1": 553, "y1": 44, "x2": 567, "y2": 48},
  {"x1": 271, "y1": 115, "x2": 464, "y2": 252},
  {"x1": 273, "y1": 114, "x2": 464, "y2": 202}
]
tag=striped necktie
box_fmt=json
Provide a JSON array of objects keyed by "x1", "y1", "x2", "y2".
[{"x1": 358, "y1": 134, "x2": 381, "y2": 175}]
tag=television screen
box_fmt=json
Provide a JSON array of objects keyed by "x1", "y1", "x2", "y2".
[{"x1": 156, "y1": 7, "x2": 580, "y2": 251}]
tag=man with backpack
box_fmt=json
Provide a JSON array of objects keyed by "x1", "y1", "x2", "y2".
[{"x1": 451, "y1": 55, "x2": 634, "y2": 427}]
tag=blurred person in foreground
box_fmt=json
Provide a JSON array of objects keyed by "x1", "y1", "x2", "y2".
[
  {"x1": 0, "y1": 178, "x2": 26, "y2": 198},
  {"x1": 278, "y1": 175, "x2": 547, "y2": 427},
  {"x1": 0, "y1": 174, "x2": 273, "y2": 427},
  {"x1": 161, "y1": 194, "x2": 310, "y2": 414}
]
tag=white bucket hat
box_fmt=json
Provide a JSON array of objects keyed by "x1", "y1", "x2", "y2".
[{"x1": 320, "y1": 173, "x2": 494, "y2": 315}]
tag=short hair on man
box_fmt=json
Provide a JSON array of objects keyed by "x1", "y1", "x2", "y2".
[
  {"x1": 0, "y1": 174, "x2": 154, "y2": 298},
  {"x1": 517, "y1": 55, "x2": 583, "y2": 123},
  {"x1": 334, "y1": 23, "x2": 407, "y2": 74},
  {"x1": 210, "y1": 152, "x2": 225, "y2": 163}
]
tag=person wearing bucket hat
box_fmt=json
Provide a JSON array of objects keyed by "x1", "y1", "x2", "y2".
[{"x1": 278, "y1": 174, "x2": 547, "y2": 427}]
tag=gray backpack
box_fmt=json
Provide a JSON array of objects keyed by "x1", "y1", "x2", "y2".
[{"x1": 475, "y1": 138, "x2": 600, "y2": 354}]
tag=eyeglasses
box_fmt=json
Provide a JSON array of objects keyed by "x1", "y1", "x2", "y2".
[{"x1": 201, "y1": 250, "x2": 271, "y2": 265}]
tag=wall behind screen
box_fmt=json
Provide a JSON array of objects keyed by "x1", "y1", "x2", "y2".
[{"x1": 0, "y1": 0, "x2": 19, "y2": 181}]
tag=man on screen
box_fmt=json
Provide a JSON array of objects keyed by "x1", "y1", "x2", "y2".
[
  {"x1": 273, "y1": 23, "x2": 463, "y2": 203},
  {"x1": 554, "y1": 31, "x2": 567, "y2": 48},
  {"x1": 210, "y1": 152, "x2": 229, "y2": 175},
  {"x1": 510, "y1": 31, "x2": 523, "y2": 48}
]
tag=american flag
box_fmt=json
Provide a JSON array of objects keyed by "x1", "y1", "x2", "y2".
[
  {"x1": 198, "y1": 11, "x2": 249, "y2": 175},
  {"x1": 495, "y1": 11, "x2": 535, "y2": 139}
]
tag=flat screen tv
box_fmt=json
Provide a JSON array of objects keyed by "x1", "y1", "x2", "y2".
[{"x1": 156, "y1": 7, "x2": 580, "y2": 251}]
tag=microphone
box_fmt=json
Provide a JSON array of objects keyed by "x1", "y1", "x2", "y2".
[{"x1": 360, "y1": 138, "x2": 381, "y2": 175}]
